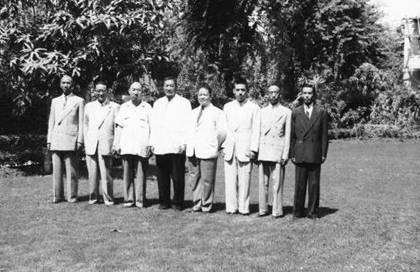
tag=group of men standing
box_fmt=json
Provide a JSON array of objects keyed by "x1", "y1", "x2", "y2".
[{"x1": 47, "y1": 74, "x2": 328, "y2": 220}]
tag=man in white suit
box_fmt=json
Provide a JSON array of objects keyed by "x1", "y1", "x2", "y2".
[
  {"x1": 84, "y1": 81, "x2": 120, "y2": 205},
  {"x1": 187, "y1": 85, "x2": 226, "y2": 213},
  {"x1": 47, "y1": 75, "x2": 84, "y2": 203},
  {"x1": 222, "y1": 78, "x2": 260, "y2": 215},
  {"x1": 257, "y1": 85, "x2": 291, "y2": 218}
]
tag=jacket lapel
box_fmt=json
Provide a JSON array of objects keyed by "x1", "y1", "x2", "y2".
[
  {"x1": 57, "y1": 95, "x2": 77, "y2": 125},
  {"x1": 263, "y1": 105, "x2": 284, "y2": 135},
  {"x1": 303, "y1": 105, "x2": 321, "y2": 138},
  {"x1": 97, "y1": 100, "x2": 111, "y2": 130},
  {"x1": 233, "y1": 101, "x2": 245, "y2": 132}
]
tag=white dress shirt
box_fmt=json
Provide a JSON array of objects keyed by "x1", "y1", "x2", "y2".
[{"x1": 304, "y1": 104, "x2": 313, "y2": 118}]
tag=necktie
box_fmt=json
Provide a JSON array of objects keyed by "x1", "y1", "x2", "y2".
[
  {"x1": 305, "y1": 108, "x2": 310, "y2": 119},
  {"x1": 197, "y1": 106, "x2": 204, "y2": 124},
  {"x1": 63, "y1": 96, "x2": 67, "y2": 109}
]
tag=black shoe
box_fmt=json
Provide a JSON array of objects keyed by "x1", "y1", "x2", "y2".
[
  {"x1": 173, "y1": 205, "x2": 183, "y2": 211},
  {"x1": 239, "y1": 212, "x2": 249, "y2": 216},
  {"x1": 307, "y1": 214, "x2": 318, "y2": 220},
  {"x1": 272, "y1": 215, "x2": 284, "y2": 219},
  {"x1": 257, "y1": 213, "x2": 269, "y2": 218},
  {"x1": 158, "y1": 204, "x2": 170, "y2": 210},
  {"x1": 293, "y1": 214, "x2": 304, "y2": 219},
  {"x1": 189, "y1": 208, "x2": 201, "y2": 213}
]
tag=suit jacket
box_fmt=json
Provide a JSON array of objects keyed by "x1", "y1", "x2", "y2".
[
  {"x1": 222, "y1": 100, "x2": 260, "y2": 162},
  {"x1": 149, "y1": 94, "x2": 192, "y2": 155},
  {"x1": 186, "y1": 104, "x2": 227, "y2": 159},
  {"x1": 290, "y1": 104, "x2": 329, "y2": 164},
  {"x1": 84, "y1": 99, "x2": 120, "y2": 156},
  {"x1": 47, "y1": 93, "x2": 84, "y2": 151},
  {"x1": 258, "y1": 104, "x2": 291, "y2": 163}
]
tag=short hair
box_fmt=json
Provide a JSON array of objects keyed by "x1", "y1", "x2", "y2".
[
  {"x1": 267, "y1": 84, "x2": 280, "y2": 93},
  {"x1": 95, "y1": 81, "x2": 107, "y2": 88},
  {"x1": 61, "y1": 74, "x2": 73, "y2": 83},
  {"x1": 129, "y1": 82, "x2": 142, "y2": 91},
  {"x1": 234, "y1": 77, "x2": 248, "y2": 90},
  {"x1": 302, "y1": 83, "x2": 317, "y2": 99},
  {"x1": 163, "y1": 76, "x2": 177, "y2": 86},
  {"x1": 198, "y1": 84, "x2": 213, "y2": 96}
]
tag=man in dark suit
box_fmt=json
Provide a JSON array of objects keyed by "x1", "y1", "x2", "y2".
[{"x1": 290, "y1": 84, "x2": 328, "y2": 219}]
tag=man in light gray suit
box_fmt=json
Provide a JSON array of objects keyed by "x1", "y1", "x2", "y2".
[
  {"x1": 47, "y1": 75, "x2": 84, "y2": 203},
  {"x1": 84, "y1": 81, "x2": 120, "y2": 205},
  {"x1": 257, "y1": 84, "x2": 291, "y2": 218}
]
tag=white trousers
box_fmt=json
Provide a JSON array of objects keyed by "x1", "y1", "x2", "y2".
[
  {"x1": 224, "y1": 157, "x2": 252, "y2": 214},
  {"x1": 86, "y1": 153, "x2": 114, "y2": 205},
  {"x1": 258, "y1": 162, "x2": 285, "y2": 216}
]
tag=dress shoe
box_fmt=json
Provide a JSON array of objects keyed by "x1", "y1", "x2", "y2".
[
  {"x1": 226, "y1": 211, "x2": 238, "y2": 215},
  {"x1": 123, "y1": 202, "x2": 134, "y2": 208},
  {"x1": 293, "y1": 214, "x2": 304, "y2": 219},
  {"x1": 173, "y1": 205, "x2": 183, "y2": 211},
  {"x1": 158, "y1": 204, "x2": 170, "y2": 210},
  {"x1": 135, "y1": 202, "x2": 144, "y2": 208},
  {"x1": 52, "y1": 199, "x2": 64, "y2": 204},
  {"x1": 257, "y1": 213, "x2": 269, "y2": 218},
  {"x1": 239, "y1": 212, "x2": 249, "y2": 216},
  {"x1": 189, "y1": 208, "x2": 201, "y2": 213},
  {"x1": 88, "y1": 199, "x2": 98, "y2": 205},
  {"x1": 307, "y1": 214, "x2": 318, "y2": 220},
  {"x1": 272, "y1": 214, "x2": 284, "y2": 219}
]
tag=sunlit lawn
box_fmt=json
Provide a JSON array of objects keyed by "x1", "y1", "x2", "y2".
[{"x1": 1, "y1": 139, "x2": 419, "y2": 272}]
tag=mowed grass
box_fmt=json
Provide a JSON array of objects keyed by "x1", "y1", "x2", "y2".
[{"x1": 1, "y1": 139, "x2": 420, "y2": 272}]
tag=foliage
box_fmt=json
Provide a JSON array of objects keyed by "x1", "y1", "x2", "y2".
[
  {"x1": 0, "y1": 0, "x2": 171, "y2": 127},
  {"x1": 0, "y1": 0, "x2": 416, "y2": 136},
  {"x1": 0, "y1": 134, "x2": 46, "y2": 166},
  {"x1": 370, "y1": 84, "x2": 420, "y2": 128}
]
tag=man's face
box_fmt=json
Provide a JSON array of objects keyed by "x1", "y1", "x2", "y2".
[
  {"x1": 164, "y1": 79, "x2": 177, "y2": 99},
  {"x1": 60, "y1": 76, "x2": 73, "y2": 95},
  {"x1": 197, "y1": 87, "x2": 211, "y2": 107},
  {"x1": 129, "y1": 83, "x2": 142, "y2": 103},
  {"x1": 94, "y1": 84, "x2": 108, "y2": 103},
  {"x1": 234, "y1": 83, "x2": 248, "y2": 103},
  {"x1": 268, "y1": 86, "x2": 280, "y2": 105},
  {"x1": 302, "y1": 87, "x2": 314, "y2": 105}
]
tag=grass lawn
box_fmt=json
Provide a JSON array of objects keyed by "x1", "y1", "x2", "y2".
[{"x1": 1, "y1": 139, "x2": 420, "y2": 272}]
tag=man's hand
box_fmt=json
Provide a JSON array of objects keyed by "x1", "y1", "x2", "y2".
[
  {"x1": 112, "y1": 145, "x2": 121, "y2": 157},
  {"x1": 291, "y1": 157, "x2": 296, "y2": 164},
  {"x1": 76, "y1": 142, "x2": 83, "y2": 151},
  {"x1": 280, "y1": 158, "x2": 288, "y2": 166},
  {"x1": 47, "y1": 143, "x2": 51, "y2": 151},
  {"x1": 179, "y1": 144, "x2": 186, "y2": 154},
  {"x1": 321, "y1": 156, "x2": 326, "y2": 164},
  {"x1": 146, "y1": 146, "x2": 153, "y2": 158},
  {"x1": 247, "y1": 151, "x2": 257, "y2": 160}
]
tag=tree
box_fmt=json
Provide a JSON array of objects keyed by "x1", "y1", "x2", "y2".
[{"x1": 0, "y1": 0, "x2": 171, "y2": 133}]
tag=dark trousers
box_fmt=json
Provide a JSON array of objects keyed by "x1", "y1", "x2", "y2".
[
  {"x1": 293, "y1": 162, "x2": 321, "y2": 217},
  {"x1": 122, "y1": 155, "x2": 148, "y2": 205},
  {"x1": 155, "y1": 153, "x2": 186, "y2": 208}
]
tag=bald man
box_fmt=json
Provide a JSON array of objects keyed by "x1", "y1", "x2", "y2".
[
  {"x1": 257, "y1": 85, "x2": 291, "y2": 218},
  {"x1": 47, "y1": 75, "x2": 84, "y2": 203},
  {"x1": 114, "y1": 82, "x2": 152, "y2": 208}
]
